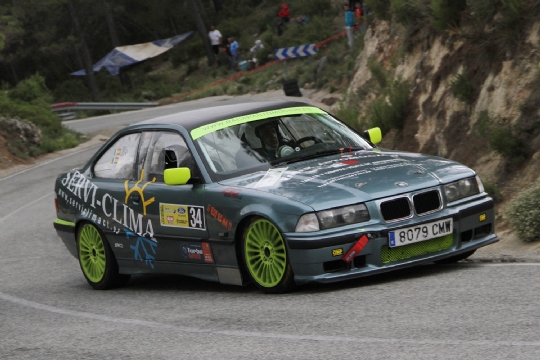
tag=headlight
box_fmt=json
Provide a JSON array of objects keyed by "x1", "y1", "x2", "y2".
[
  {"x1": 443, "y1": 177, "x2": 480, "y2": 202},
  {"x1": 295, "y1": 204, "x2": 370, "y2": 232}
]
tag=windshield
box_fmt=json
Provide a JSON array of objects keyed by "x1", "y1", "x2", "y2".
[{"x1": 195, "y1": 112, "x2": 374, "y2": 181}]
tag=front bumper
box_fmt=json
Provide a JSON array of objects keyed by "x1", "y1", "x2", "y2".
[{"x1": 284, "y1": 196, "x2": 498, "y2": 284}]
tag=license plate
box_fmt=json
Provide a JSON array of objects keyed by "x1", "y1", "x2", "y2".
[{"x1": 388, "y1": 218, "x2": 453, "y2": 248}]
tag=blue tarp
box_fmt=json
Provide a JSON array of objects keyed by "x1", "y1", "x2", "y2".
[{"x1": 72, "y1": 31, "x2": 194, "y2": 76}]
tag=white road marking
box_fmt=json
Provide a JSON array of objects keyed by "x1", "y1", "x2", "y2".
[
  {"x1": 1, "y1": 279, "x2": 540, "y2": 347},
  {"x1": 0, "y1": 192, "x2": 53, "y2": 223}
]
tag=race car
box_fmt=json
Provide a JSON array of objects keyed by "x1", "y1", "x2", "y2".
[{"x1": 53, "y1": 100, "x2": 498, "y2": 293}]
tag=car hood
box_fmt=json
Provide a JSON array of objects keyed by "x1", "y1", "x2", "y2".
[{"x1": 219, "y1": 150, "x2": 475, "y2": 210}]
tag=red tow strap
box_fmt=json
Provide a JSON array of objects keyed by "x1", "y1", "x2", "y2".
[{"x1": 342, "y1": 234, "x2": 369, "y2": 263}]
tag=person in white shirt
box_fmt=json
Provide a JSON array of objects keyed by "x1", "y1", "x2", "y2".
[{"x1": 208, "y1": 26, "x2": 222, "y2": 65}]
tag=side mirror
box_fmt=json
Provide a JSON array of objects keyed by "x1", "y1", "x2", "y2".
[
  {"x1": 164, "y1": 167, "x2": 191, "y2": 185},
  {"x1": 363, "y1": 127, "x2": 382, "y2": 145}
]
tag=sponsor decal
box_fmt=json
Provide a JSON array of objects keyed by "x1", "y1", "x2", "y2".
[
  {"x1": 300, "y1": 158, "x2": 411, "y2": 187},
  {"x1": 332, "y1": 248, "x2": 343, "y2": 257},
  {"x1": 159, "y1": 203, "x2": 205, "y2": 229},
  {"x1": 180, "y1": 242, "x2": 214, "y2": 263},
  {"x1": 124, "y1": 170, "x2": 155, "y2": 215},
  {"x1": 479, "y1": 213, "x2": 486, "y2": 222},
  {"x1": 255, "y1": 167, "x2": 287, "y2": 188},
  {"x1": 355, "y1": 182, "x2": 367, "y2": 189},
  {"x1": 126, "y1": 228, "x2": 157, "y2": 268},
  {"x1": 342, "y1": 235, "x2": 369, "y2": 263},
  {"x1": 222, "y1": 188, "x2": 243, "y2": 199},
  {"x1": 59, "y1": 170, "x2": 155, "y2": 239},
  {"x1": 114, "y1": 243, "x2": 123, "y2": 248},
  {"x1": 395, "y1": 181, "x2": 408, "y2": 188},
  {"x1": 206, "y1": 204, "x2": 233, "y2": 230},
  {"x1": 202, "y1": 242, "x2": 214, "y2": 263}
]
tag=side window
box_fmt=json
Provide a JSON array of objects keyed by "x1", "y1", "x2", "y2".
[
  {"x1": 94, "y1": 133, "x2": 140, "y2": 179},
  {"x1": 139, "y1": 131, "x2": 195, "y2": 182}
]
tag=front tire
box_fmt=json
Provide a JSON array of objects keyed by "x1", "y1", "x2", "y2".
[
  {"x1": 242, "y1": 217, "x2": 295, "y2": 294},
  {"x1": 77, "y1": 223, "x2": 130, "y2": 290}
]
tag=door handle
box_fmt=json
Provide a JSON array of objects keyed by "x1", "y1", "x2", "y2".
[{"x1": 129, "y1": 193, "x2": 141, "y2": 203}]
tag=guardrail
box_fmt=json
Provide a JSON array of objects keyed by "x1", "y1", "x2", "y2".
[{"x1": 51, "y1": 102, "x2": 160, "y2": 120}]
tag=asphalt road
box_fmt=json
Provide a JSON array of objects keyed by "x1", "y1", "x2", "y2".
[{"x1": 1, "y1": 95, "x2": 540, "y2": 359}]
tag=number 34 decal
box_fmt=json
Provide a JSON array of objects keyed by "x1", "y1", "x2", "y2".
[{"x1": 159, "y1": 203, "x2": 206, "y2": 230}]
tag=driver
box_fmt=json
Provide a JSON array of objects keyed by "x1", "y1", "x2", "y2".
[{"x1": 245, "y1": 120, "x2": 293, "y2": 160}]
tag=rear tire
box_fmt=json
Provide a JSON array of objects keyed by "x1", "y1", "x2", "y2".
[
  {"x1": 434, "y1": 250, "x2": 476, "y2": 264},
  {"x1": 77, "y1": 223, "x2": 130, "y2": 290},
  {"x1": 242, "y1": 217, "x2": 295, "y2": 294}
]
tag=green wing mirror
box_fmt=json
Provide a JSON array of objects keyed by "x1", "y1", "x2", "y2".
[
  {"x1": 363, "y1": 127, "x2": 382, "y2": 145},
  {"x1": 164, "y1": 168, "x2": 191, "y2": 185}
]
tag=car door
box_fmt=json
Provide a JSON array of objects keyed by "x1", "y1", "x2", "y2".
[
  {"x1": 128, "y1": 131, "x2": 212, "y2": 265},
  {"x1": 91, "y1": 132, "x2": 148, "y2": 262}
]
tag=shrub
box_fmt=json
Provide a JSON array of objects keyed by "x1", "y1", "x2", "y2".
[
  {"x1": 391, "y1": 0, "x2": 427, "y2": 27},
  {"x1": 450, "y1": 72, "x2": 474, "y2": 103},
  {"x1": 365, "y1": 0, "x2": 392, "y2": 21},
  {"x1": 507, "y1": 182, "x2": 540, "y2": 242},
  {"x1": 8, "y1": 74, "x2": 53, "y2": 104},
  {"x1": 368, "y1": 57, "x2": 388, "y2": 89},
  {"x1": 482, "y1": 180, "x2": 502, "y2": 203},
  {"x1": 430, "y1": 0, "x2": 467, "y2": 32},
  {"x1": 336, "y1": 101, "x2": 360, "y2": 130},
  {"x1": 475, "y1": 111, "x2": 529, "y2": 163},
  {"x1": 368, "y1": 77, "x2": 410, "y2": 133}
]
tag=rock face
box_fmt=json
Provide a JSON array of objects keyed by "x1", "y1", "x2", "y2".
[
  {"x1": 0, "y1": 117, "x2": 42, "y2": 146},
  {"x1": 347, "y1": 19, "x2": 540, "y2": 192}
]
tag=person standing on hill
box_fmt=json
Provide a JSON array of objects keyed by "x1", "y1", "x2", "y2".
[
  {"x1": 208, "y1": 26, "x2": 223, "y2": 66},
  {"x1": 277, "y1": 3, "x2": 290, "y2": 36},
  {"x1": 229, "y1": 37, "x2": 239, "y2": 71},
  {"x1": 343, "y1": 3, "x2": 355, "y2": 49}
]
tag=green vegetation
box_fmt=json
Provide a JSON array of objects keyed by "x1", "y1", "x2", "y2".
[
  {"x1": 430, "y1": 0, "x2": 467, "y2": 32},
  {"x1": 366, "y1": 77, "x2": 410, "y2": 133},
  {"x1": 507, "y1": 182, "x2": 540, "y2": 242},
  {"x1": 450, "y1": 72, "x2": 474, "y2": 103},
  {"x1": 0, "y1": 75, "x2": 83, "y2": 155},
  {"x1": 475, "y1": 111, "x2": 529, "y2": 165},
  {"x1": 483, "y1": 181, "x2": 503, "y2": 203}
]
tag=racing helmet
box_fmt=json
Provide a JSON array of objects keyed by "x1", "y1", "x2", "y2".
[{"x1": 244, "y1": 119, "x2": 278, "y2": 148}]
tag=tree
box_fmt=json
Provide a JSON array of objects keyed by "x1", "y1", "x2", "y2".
[
  {"x1": 67, "y1": 0, "x2": 99, "y2": 101},
  {"x1": 101, "y1": 0, "x2": 131, "y2": 88},
  {"x1": 187, "y1": 0, "x2": 214, "y2": 66}
]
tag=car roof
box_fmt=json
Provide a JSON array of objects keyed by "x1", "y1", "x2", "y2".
[{"x1": 137, "y1": 100, "x2": 315, "y2": 132}]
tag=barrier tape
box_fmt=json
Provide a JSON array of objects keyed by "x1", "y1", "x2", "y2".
[{"x1": 159, "y1": 30, "x2": 348, "y2": 106}]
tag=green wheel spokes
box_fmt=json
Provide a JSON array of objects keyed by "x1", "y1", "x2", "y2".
[
  {"x1": 78, "y1": 225, "x2": 106, "y2": 283},
  {"x1": 245, "y1": 219, "x2": 287, "y2": 287}
]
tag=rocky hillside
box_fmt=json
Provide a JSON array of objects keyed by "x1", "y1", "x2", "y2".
[{"x1": 347, "y1": 18, "x2": 540, "y2": 254}]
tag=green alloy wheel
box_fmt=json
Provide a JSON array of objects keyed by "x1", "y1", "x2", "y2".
[
  {"x1": 77, "y1": 223, "x2": 130, "y2": 290},
  {"x1": 243, "y1": 217, "x2": 295, "y2": 293}
]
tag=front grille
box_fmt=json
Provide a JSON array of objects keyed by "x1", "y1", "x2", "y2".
[
  {"x1": 381, "y1": 234, "x2": 454, "y2": 263},
  {"x1": 380, "y1": 197, "x2": 411, "y2": 221},
  {"x1": 413, "y1": 190, "x2": 441, "y2": 215}
]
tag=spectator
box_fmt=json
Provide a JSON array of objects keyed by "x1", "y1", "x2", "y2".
[
  {"x1": 277, "y1": 3, "x2": 290, "y2": 36},
  {"x1": 228, "y1": 37, "x2": 239, "y2": 71},
  {"x1": 208, "y1": 25, "x2": 222, "y2": 65},
  {"x1": 354, "y1": 2, "x2": 365, "y2": 32},
  {"x1": 343, "y1": 3, "x2": 355, "y2": 49},
  {"x1": 295, "y1": 14, "x2": 309, "y2": 25},
  {"x1": 250, "y1": 39, "x2": 264, "y2": 64}
]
